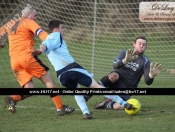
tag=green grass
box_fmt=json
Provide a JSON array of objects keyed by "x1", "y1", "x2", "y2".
[{"x1": 0, "y1": 95, "x2": 175, "y2": 132}]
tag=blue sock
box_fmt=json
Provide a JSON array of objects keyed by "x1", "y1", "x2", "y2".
[
  {"x1": 104, "y1": 95, "x2": 127, "y2": 106},
  {"x1": 74, "y1": 95, "x2": 90, "y2": 115}
]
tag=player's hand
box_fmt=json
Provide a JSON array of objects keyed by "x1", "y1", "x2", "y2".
[
  {"x1": 149, "y1": 63, "x2": 163, "y2": 78},
  {"x1": 122, "y1": 49, "x2": 138, "y2": 64},
  {"x1": 31, "y1": 49, "x2": 42, "y2": 56},
  {"x1": 0, "y1": 43, "x2": 6, "y2": 49}
]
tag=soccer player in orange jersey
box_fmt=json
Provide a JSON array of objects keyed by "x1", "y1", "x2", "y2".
[{"x1": 0, "y1": 6, "x2": 74, "y2": 116}]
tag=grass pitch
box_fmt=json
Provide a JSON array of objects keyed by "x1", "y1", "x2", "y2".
[{"x1": 0, "y1": 95, "x2": 175, "y2": 132}]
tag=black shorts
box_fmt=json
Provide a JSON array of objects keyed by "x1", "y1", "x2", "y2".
[{"x1": 108, "y1": 71, "x2": 131, "y2": 100}]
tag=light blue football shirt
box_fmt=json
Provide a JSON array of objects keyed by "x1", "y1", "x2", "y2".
[{"x1": 41, "y1": 32, "x2": 74, "y2": 71}]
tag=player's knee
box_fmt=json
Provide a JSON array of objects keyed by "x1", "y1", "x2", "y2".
[
  {"x1": 39, "y1": 71, "x2": 55, "y2": 88},
  {"x1": 99, "y1": 75, "x2": 113, "y2": 87},
  {"x1": 23, "y1": 80, "x2": 34, "y2": 88},
  {"x1": 90, "y1": 78, "x2": 103, "y2": 88},
  {"x1": 108, "y1": 72, "x2": 119, "y2": 83}
]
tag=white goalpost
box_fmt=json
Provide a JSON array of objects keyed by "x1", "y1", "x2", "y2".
[{"x1": 0, "y1": 0, "x2": 175, "y2": 88}]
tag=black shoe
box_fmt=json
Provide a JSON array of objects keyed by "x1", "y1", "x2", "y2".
[
  {"x1": 83, "y1": 113, "x2": 93, "y2": 119},
  {"x1": 4, "y1": 96, "x2": 16, "y2": 114},
  {"x1": 58, "y1": 105, "x2": 75, "y2": 116},
  {"x1": 83, "y1": 95, "x2": 93, "y2": 102},
  {"x1": 124, "y1": 103, "x2": 135, "y2": 110},
  {"x1": 95, "y1": 99, "x2": 112, "y2": 109}
]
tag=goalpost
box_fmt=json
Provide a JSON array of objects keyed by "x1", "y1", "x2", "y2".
[{"x1": 0, "y1": 0, "x2": 175, "y2": 88}]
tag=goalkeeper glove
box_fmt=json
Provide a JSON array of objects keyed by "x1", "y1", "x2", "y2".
[
  {"x1": 149, "y1": 63, "x2": 163, "y2": 78},
  {"x1": 122, "y1": 49, "x2": 138, "y2": 64}
]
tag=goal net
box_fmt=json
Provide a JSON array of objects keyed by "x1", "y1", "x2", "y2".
[{"x1": 0, "y1": 0, "x2": 175, "y2": 88}]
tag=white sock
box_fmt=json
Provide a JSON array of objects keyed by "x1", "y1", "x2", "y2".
[{"x1": 74, "y1": 95, "x2": 90, "y2": 115}]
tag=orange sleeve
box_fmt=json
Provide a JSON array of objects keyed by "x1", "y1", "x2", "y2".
[
  {"x1": 25, "y1": 19, "x2": 48, "y2": 40},
  {"x1": 26, "y1": 19, "x2": 41, "y2": 34},
  {"x1": 38, "y1": 31, "x2": 48, "y2": 41}
]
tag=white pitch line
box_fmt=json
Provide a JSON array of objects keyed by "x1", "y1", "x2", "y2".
[
  {"x1": 0, "y1": 105, "x2": 80, "y2": 111},
  {"x1": 0, "y1": 105, "x2": 110, "y2": 111},
  {"x1": 0, "y1": 105, "x2": 174, "y2": 113},
  {"x1": 16, "y1": 105, "x2": 81, "y2": 111}
]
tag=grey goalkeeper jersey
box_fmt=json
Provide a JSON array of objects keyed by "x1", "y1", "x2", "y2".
[{"x1": 113, "y1": 50, "x2": 154, "y2": 88}]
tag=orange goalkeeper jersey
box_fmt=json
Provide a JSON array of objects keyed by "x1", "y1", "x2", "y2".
[{"x1": 0, "y1": 17, "x2": 48, "y2": 58}]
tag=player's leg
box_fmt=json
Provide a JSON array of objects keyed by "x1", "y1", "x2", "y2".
[
  {"x1": 5, "y1": 56, "x2": 34, "y2": 114},
  {"x1": 23, "y1": 80, "x2": 34, "y2": 88},
  {"x1": 27, "y1": 55, "x2": 74, "y2": 116},
  {"x1": 95, "y1": 79, "x2": 131, "y2": 110},
  {"x1": 39, "y1": 71, "x2": 75, "y2": 115},
  {"x1": 59, "y1": 71, "x2": 92, "y2": 119},
  {"x1": 94, "y1": 99, "x2": 120, "y2": 109},
  {"x1": 67, "y1": 65, "x2": 133, "y2": 110},
  {"x1": 84, "y1": 71, "x2": 119, "y2": 101},
  {"x1": 60, "y1": 69, "x2": 95, "y2": 118},
  {"x1": 70, "y1": 69, "x2": 122, "y2": 107},
  {"x1": 103, "y1": 95, "x2": 133, "y2": 110},
  {"x1": 39, "y1": 71, "x2": 55, "y2": 88},
  {"x1": 95, "y1": 96, "x2": 130, "y2": 110},
  {"x1": 89, "y1": 78, "x2": 134, "y2": 110},
  {"x1": 82, "y1": 78, "x2": 103, "y2": 103},
  {"x1": 87, "y1": 80, "x2": 132, "y2": 110},
  {"x1": 99, "y1": 71, "x2": 119, "y2": 87},
  {"x1": 28, "y1": 55, "x2": 62, "y2": 109},
  {"x1": 74, "y1": 95, "x2": 92, "y2": 119}
]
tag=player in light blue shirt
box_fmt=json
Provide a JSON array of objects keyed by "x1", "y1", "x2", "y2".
[{"x1": 33, "y1": 20, "x2": 135, "y2": 119}]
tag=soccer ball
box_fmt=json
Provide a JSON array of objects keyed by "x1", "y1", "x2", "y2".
[{"x1": 124, "y1": 98, "x2": 141, "y2": 115}]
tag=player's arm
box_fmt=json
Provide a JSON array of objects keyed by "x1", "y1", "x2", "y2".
[
  {"x1": 26, "y1": 19, "x2": 48, "y2": 40},
  {"x1": 31, "y1": 44, "x2": 46, "y2": 56},
  {"x1": 143, "y1": 61, "x2": 154, "y2": 85},
  {"x1": 37, "y1": 29, "x2": 48, "y2": 40},
  {"x1": 113, "y1": 50, "x2": 127, "y2": 69},
  {"x1": 144, "y1": 61, "x2": 163, "y2": 85},
  {"x1": 42, "y1": 33, "x2": 62, "y2": 53},
  {"x1": 32, "y1": 33, "x2": 62, "y2": 56},
  {"x1": 113, "y1": 49, "x2": 138, "y2": 69}
]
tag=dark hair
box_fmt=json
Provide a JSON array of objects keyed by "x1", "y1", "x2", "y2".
[
  {"x1": 48, "y1": 20, "x2": 63, "y2": 32},
  {"x1": 134, "y1": 36, "x2": 147, "y2": 44}
]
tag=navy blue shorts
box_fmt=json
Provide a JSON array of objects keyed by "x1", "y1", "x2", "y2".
[{"x1": 57, "y1": 62, "x2": 93, "y2": 88}]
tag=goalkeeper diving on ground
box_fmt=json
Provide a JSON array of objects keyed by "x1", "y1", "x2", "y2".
[{"x1": 83, "y1": 36, "x2": 163, "y2": 110}]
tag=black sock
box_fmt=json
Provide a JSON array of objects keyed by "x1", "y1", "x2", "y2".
[
  {"x1": 83, "y1": 95, "x2": 93, "y2": 102},
  {"x1": 20, "y1": 95, "x2": 32, "y2": 100}
]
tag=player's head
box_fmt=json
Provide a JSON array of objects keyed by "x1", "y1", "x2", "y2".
[
  {"x1": 133, "y1": 36, "x2": 147, "y2": 54},
  {"x1": 48, "y1": 20, "x2": 64, "y2": 36},
  {"x1": 21, "y1": 5, "x2": 37, "y2": 21}
]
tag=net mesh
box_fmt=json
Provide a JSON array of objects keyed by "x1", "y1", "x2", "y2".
[{"x1": 0, "y1": 0, "x2": 175, "y2": 88}]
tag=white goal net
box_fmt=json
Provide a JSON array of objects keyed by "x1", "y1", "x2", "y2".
[{"x1": 0, "y1": 0, "x2": 175, "y2": 88}]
